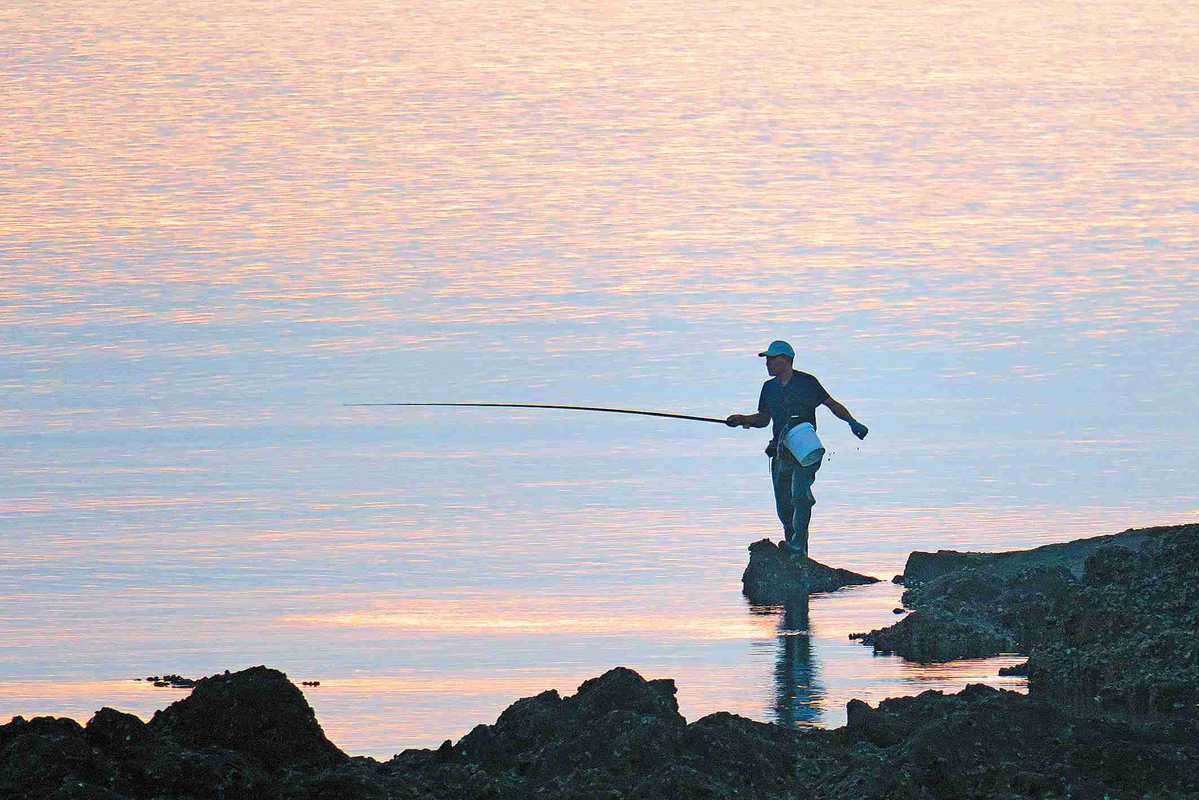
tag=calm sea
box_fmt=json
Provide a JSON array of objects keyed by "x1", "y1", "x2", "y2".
[{"x1": 2, "y1": 0, "x2": 1196, "y2": 758}]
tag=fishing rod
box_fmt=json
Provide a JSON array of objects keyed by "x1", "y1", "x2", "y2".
[{"x1": 344, "y1": 402, "x2": 727, "y2": 424}]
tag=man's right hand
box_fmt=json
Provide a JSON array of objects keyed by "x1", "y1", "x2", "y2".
[{"x1": 725, "y1": 414, "x2": 744, "y2": 428}]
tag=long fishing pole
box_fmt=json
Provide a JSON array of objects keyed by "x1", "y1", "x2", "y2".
[{"x1": 344, "y1": 402, "x2": 727, "y2": 424}]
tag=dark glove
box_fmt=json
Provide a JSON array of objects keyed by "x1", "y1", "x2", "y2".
[
  {"x1": 765, "y1": 441, "x2": 778, "y2": 458},
  {"x1": 849, "y1": 420, "x2": 868, "y2": 440},
  {"x1": 725, "y1": 414, "x2": 743, "y2": 428}
]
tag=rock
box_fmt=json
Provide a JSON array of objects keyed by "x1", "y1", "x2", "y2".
[
  {"x1": 845, "y1": 698, "x2": 872, "y2": 730},
  {"x1": 850, "y1": 610, "x2": 1018, "y2": 662},
  {"x1": 742, "y1": 538, "x2": 879, "y2": 603},
  {"x1": 148, "y1": 665, "x2": 346, "y2": 771},
  {"x1": 1026, "y1": 527, "x2": 1199, "y2": 717},
  {"x1": 84, "y1": 708, "x2": 150, "y2": 756},
  {"x1": 0, "y1": 716, "x2": 101, "y2": 799},
  {"x1": 453, "y1": 666, "x2": 684, "y2": 771},
  {"x1": 896, "y1": 523, "x2": 1181, "y2": 586},
  {"x1": 861, "y1": 522, "x2": 1199, "y2": 720},
  {"x1": 900, "y1": 550, "x2": 987, "y2": 584},
  {"x1": 677, "y1": 712, "x2": 808, "y2": 796},
  {"x1": 6, "y1": 650, "x2": 1199, "y2": 799}
]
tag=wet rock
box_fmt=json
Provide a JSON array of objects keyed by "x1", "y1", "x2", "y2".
[
  {"x1": 852, "y1": 565, "x2": 1061, "y2": 661},
  {"x1": 742, "y1": 538, "x2": 879, "y2": 603},
  {"x1": 143, "y1": 674, "x2": 197, "y2": 689},
  {"x1": 853, "y1": 557, "x2": 1078, "y2": 662},
  {"x1": 850, "y1": 610, "x2": 1018, "y2": 662}
]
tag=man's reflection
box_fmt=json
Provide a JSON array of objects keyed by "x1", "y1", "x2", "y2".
[{"x1": 773, "y1": 593, "x2": 823, "y2": 727}]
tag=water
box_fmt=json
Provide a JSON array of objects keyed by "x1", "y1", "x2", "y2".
[{"x1": 2, "y1": 0, "x2": 1197, "y2": 759}]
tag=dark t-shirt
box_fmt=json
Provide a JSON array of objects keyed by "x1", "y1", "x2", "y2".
[{"x1": 758, "y1": 371, "x2": 830, "y2": 444}]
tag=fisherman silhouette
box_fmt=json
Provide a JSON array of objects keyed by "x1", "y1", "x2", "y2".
[{"x1": 726, "y1": 340, "x2": 868, "y2": 560}]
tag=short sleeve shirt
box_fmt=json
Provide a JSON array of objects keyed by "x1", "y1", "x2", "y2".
[{"x1": 758, "y1": 371, "x2": 830, "y2": 444}]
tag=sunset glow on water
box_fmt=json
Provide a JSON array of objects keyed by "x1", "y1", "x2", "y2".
[{"x1": 3, "y1": 0, "x2": 1197, "y2": 759}]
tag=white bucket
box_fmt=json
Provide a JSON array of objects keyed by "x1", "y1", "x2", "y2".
[{"x1": 781, "y1": 422, "x2": 825, "y2": 466}]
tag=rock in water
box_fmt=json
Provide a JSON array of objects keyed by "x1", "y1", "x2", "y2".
[{"x1": 741, "y1": 538, "x2": 879, "y2": 604}]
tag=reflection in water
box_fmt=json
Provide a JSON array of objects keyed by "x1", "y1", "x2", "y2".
[
  {"x1": 773, "y1": 594, "x2": 824, "y2": 728},
  {"x1": 751, "y1": 593, "x2": 825, "y2": 729}
]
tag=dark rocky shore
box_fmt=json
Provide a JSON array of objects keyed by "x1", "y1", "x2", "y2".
[
  {"x1": 850, "y1": 522, "x2": 1198, "y2": 717},
  {"x1": 5, "y1": 523, "x2": 1197, "y2": 799}
]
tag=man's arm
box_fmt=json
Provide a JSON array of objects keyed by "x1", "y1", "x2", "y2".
[
  {"x1": 822, "y1": 397, "x2": 868, "y2": 439},
  {"x1": 725, "y1": 411, "x2": 770, "y2": 429}
]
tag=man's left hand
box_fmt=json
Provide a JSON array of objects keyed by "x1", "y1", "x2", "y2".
[{"x1": 849, "y1": 420, "x2": 868, "y2": 440}]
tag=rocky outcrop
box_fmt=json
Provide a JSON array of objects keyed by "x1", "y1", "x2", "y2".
[
  {"x1": 897, "y1": 524, "x2": 1170, "y2": 584},
  {"x1": 742, "y1": 538, "x2": 879, "y2": 603},
  {"x1": 149, "y1": 665, "x2": 345, "y2": 771},
  {"x1": 1026, "y1": 528, "x2": 1199, "y2": 717},
  {"x1": 0, "y1": 666, "x2": 353, "y2": 800},
  {"x1": 852, "y1": 521, "x2": 1199, "y2": 718},
  {"x1": 850, "y1": 563, "x2": 1076, "y2": 661},
  {"x1": 8, "y1": 661, "x2": 1198, "y2": 799},
  {"x1": 831, "y1": 683, "x2": 1199, "y2": 800}
]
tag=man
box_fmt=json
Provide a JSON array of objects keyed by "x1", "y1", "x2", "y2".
[{"x1": 726, "y1": 340, "x2": 868, "y2": 559}]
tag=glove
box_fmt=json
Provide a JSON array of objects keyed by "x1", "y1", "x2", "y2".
[
  {"x1": 849, "y1": 420, "x2": 868, "y2": 440},
  {"x1": 725, "y1": 414, "x2": 743, "y2": 428},
  {"x1": 765, "y1": 441, "x2": 778, "y2": 458}
]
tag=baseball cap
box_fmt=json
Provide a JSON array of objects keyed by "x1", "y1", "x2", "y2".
[{"x1": 758, "y1": 340, "x2": 795, "y2": 358}]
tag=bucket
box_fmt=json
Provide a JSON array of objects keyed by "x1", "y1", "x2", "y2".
[{"x1": 781, "y1": 421, "x2": 825, "y2": 466}]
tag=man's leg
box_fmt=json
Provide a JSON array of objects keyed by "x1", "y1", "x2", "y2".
[
  {"x1": 787, "y1": 458, "x2": 822, "y2": 559},
  {"x1": 771, "y1": 455, "x2": 796, "y2": 547}
]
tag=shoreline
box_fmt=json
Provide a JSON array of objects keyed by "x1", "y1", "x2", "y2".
[
  {"x1": 3, "y1": 521, "x2": 1195, "y2": 798},
  {"x1": 1, "y1": 581, "x2": 1032, "y2": 760}
]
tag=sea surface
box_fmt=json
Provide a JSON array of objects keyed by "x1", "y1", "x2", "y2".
[{"x1": 2, "y1": 0, "x2": 1197, "y2": 759}]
